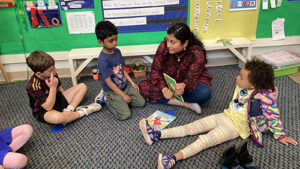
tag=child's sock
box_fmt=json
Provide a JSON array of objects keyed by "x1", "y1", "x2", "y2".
[
  {"x1": 158, "y1": 153, "x2": 176, "y2": 169},
  {"x1": 153, "y1": 130, "x2": 161, "y2": 141},
  {"x1": 190, "y1": 103, "x2": 201, "y2": 114},
  {"x1": 170, "y1": 155, "x2": 176, "y2": 162},
  {"x1": 67, "y1": 105, "x2": 75, "y2": 112},
  {"x1": 63, "y1": 105, "x2": 75, "y2": 112}
]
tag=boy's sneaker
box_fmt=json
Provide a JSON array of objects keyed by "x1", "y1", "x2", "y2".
[
  {"x1": 76, "y1": 103, "x2": 102, "y2": 116},
  {"x1": 157, "y1": 153, "x2": 176, "y2": 169},
  {"x1": 139, "y1": 118, "x2": 160, "y2": 145},
  {"x1": 95, "y1": 89, "x2": 106, "y2": 105}
]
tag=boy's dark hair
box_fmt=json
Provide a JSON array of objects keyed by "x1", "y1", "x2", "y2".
[
  {"x1": 244, "y1": 59, "x2": 275, "y2": 90},
  {"x1": 167, "y1": 22, "x2": 207, "y2": 64},
  {"x1": 95, "y1": 21, "x2": 118, "y2": 41},
  {"x1": 26, "y1": 50, "x2": 55, "y2": 73}
]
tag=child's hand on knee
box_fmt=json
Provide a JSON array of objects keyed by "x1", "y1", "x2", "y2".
[
  {"x1": 122, "y1": 94, "x2": 131, "y2": 103},
  {"x1": 131, "y1": 83, "x2": 140, "y2": 92}
]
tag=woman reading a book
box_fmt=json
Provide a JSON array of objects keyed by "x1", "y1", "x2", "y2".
[{"x1": 139, "y1": 23, "x2": 212, "y2": 113}]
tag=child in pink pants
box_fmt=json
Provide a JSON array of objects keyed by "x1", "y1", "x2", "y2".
[{"x1": 0, "y1": 124, "x2": 33, "y2": 169}]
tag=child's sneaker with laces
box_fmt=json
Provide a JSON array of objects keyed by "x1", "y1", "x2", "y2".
[
  {"x1": 157, "y1": 153, "x2": 176, "y2": 169},
  {"x1": 95, "y1": 89, "x2": 106, "y2": 105},
  {"x1": 139, "y1": 118, "x2": 160, "y2": 145},
  {"x1": 76, "y1": 103, "x2": 102, "y2": 116}
]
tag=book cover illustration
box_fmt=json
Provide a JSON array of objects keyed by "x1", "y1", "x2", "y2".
[
  {"x1": 163, "y1": 73, "x2": 184, "y2": 102},
  {"x1": 146, "y1": 110, "x2": 176, "y2": 130}
]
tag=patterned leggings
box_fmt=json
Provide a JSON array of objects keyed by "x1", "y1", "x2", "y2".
[{"x1": 161, "y1": 113, "x2": 239, "y2": 159}]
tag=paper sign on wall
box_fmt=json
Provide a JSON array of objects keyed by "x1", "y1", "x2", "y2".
[
  {"x1": 66, "y1": 11, "x2": 95, "y2": 34},
  {"x1": 272, "y1": 18, "x2": 285, "y2": 40}
]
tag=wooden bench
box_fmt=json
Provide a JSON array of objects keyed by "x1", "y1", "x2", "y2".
[
  {"x1": 68, "y1": 44, "x2": 159, "y2": 85},
  {"x1": 68, "y1": 38, "x2": 252, "y2": 86},
  {"x1": 0, "y1": 55, "x2": 10, "y2": 83}
]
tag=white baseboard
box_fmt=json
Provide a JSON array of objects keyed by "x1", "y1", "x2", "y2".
[{"x1": 252, "y1": 36, "x2": 300, "y2": 47}]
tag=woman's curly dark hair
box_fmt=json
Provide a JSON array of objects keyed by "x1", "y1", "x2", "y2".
[{"x1": 244, "y1": 59, "x2": 275, "y2": 90}]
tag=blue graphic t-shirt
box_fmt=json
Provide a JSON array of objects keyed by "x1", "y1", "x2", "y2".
[{"x1": 98, "y1": 48, "x2": 127, "y2": 91}]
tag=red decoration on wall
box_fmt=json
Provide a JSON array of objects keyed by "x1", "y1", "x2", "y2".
[{"x1": 0, "y1": 0, "x2": 15, "y2": 8}]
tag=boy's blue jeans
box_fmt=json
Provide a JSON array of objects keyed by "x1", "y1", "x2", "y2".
[{"x1": 155, "y1": 83, "x2": 212, "y2": 105}]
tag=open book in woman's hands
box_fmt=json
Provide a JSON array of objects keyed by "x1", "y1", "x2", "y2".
[{"x1": 163, "y1": 73, "x2": 184, "y2": 102}]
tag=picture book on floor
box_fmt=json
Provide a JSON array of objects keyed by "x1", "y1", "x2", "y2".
[
  {"x1": 163, "y1": 73, "x2": 184, "y2": 102},
  {"x1": 147, "y1": 110, "x2": 176, "y2": 130}
]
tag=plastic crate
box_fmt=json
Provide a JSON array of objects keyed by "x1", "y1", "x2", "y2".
[{"x1": 274, "y1": 64, "x2": 300, "y2": 77}]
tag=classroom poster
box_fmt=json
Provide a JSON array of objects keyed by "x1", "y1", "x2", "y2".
[
  {"x1": 190, "y1": 0, "x2": 260, "y2": 40},
  {"x1": 25, "y1": 1, "x2": 62, "y2": 28},
  {"x1": 0, "y1": 0, "x2": 15, "y2": 8},
  {"x1": 66, "y1": 11, "x2": 95, "y2": 34},
  {"x1": 101, "y1": 0, "x2": 188, "y2": 33},
  {"x1": 229, "y1": 0, "x2": 257, "y2": 11}
]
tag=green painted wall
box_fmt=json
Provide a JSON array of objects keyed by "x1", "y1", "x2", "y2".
[{"x1": 256, "y1": 0, "x2": 300, "y2": 38}]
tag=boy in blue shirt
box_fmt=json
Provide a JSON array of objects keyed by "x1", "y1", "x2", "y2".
[{"x1": 95, "y1": 21, "x2": 145, "y2": 120}]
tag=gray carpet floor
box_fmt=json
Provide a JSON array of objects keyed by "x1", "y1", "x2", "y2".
[{"x1": 0, "y1": 65, "x2": 299, "y2": 169}]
